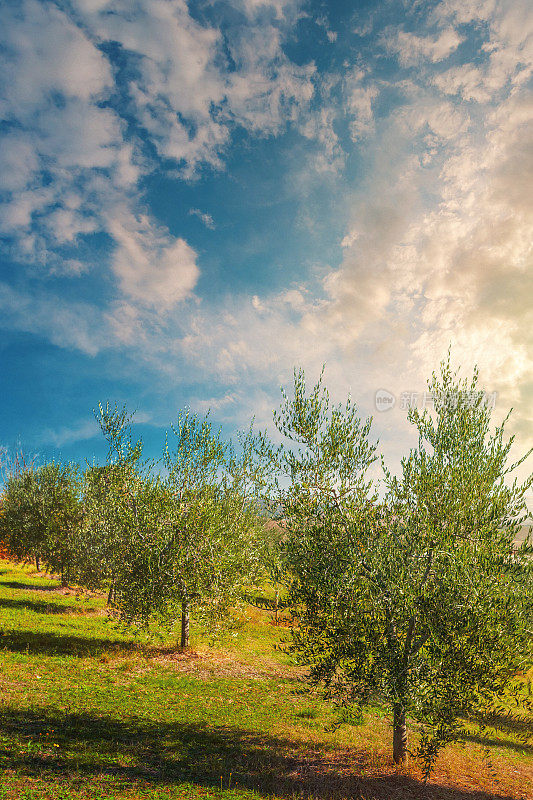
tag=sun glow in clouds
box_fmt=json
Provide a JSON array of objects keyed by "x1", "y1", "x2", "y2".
[{"x1": 0, "y1": 0, "x2": 531, "y2": 489}]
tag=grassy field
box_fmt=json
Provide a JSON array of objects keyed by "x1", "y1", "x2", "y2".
[{"x1": 0, "y1": 560, "x2": 531, "y2": 800}]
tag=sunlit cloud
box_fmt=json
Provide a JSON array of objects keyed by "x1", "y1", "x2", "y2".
[{"x1": 0, "y1": 0, "x2": 530, "y2": 491}]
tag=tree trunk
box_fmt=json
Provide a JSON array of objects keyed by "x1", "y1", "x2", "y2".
[
  {"x1": 35, "y1": 554, "x2": 40, "y2": 572},
  {"x1": 107, "y1": 583, "x2": 115, "y2": 606},
  {"x1": 180, "y1": 600, "x2": 190, "y2": 649},
  {"x1": 393, "y1": 703, "x2": 408, "y2": 764}
]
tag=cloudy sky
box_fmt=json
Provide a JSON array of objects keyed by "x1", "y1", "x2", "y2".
[{"x1": 0, "y1": 0, "x2": 531, "y2": 488}]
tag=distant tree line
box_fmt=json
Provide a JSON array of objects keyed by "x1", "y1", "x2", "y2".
[{"x1": 0, "y1": 355, "x2": 531, "y2": 773}]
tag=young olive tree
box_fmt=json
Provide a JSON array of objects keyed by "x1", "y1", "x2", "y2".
[
  {"x1": 380, "y1": 360, "x2": 533, "y2": 768},
  {"x1": 156, "y1": 411, "x2": 267, "y2": 648},
  {"x1": 89, "y1": 404, "x2": 267, "y2": 649},
  {"x1": 0, "y1": 463, "x2": 82, "y2": 580},
  {"x1": 77, "y1": 403, "x2": 167, "y2": 606},
  {"x1": 274, "y1": 362, "x2": 532, "y2": 773},
  {"x1": 0, "y1": 468, "x2": 42, "y2": 568},
  {"x1": 75, "y1": 464, "x2": 135, "y2": 602}
]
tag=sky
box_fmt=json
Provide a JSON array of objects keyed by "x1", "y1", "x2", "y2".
[{"x1": 0, "y1": 0, "x2": 532, "y2": 495}]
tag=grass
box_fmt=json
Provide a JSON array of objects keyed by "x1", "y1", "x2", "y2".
[{"x1": 0, "y1": 561, "x2": 531, "y2": 800}]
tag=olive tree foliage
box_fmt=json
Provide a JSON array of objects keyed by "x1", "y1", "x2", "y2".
[
  {"x1": 380, "y1": 361, "x2": 533, "y2": 768},
  {"x1": 272, "y1": 362, "x2": 532, "y2": 773},
  {"x1": 75, "y1": 405, "x2": 142, "y2": 598},
  {"x1": 0, "y1": 446, "x2": 35, "y2": 487},
  {"x1": 74, "y1": 464, "x2": 122, "y2": 598},
  {"x1": 0, "y1": 468, "x2": 43, "y2": 567},
  {"x1": 86, "y1": 403, "x2": 268, "y2": 648},
  {"x1": 143, "y1": 411, "x2": 268, "y2": 647},
  {"x1": 77, "y1": 403, "x2": 170, "y2": 607},
  {"x1": 0, "y1": 462, "x2": 82, "y2": 580}
]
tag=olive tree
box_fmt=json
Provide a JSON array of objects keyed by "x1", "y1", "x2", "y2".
[
  {"x1": 88, "y1": 404, "x2": 267, "y2": 649},
  {"x1": 0, "y1": 462, "x2": 82, "y2": 580},
  {"x1": 0, "y1": 468, "x2": 42, "y2": 568},
  {"x1": 273, "y1": 361, "x2": 532, "y2": 772},
  {"x1": 157, "y1": 411, "x2": 268, "y2": 647},
  {"x1": 76, "y1": 403, "x2": 167, "y2": 607},
  {"x1": 75, "y1": 464, "x2": 136, "y2": 603}
]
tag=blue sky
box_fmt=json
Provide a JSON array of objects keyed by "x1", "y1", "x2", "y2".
[{"x1": 0, "y1": 0, "x2": 532, "y2": 491}]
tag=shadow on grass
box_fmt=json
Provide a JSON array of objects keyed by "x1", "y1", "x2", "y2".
[
  {"x1": 462, "y1": 731, "x2": 533, "y2": 755},
  {"x1": 472, "y1": 711, "x2": 533, "y2": 738},
  {"x1": 1, "y1": 581, "x2": 60, "y2": 592},
  {"x1": 0, "y1": 598, "x2": 93, "y2": 615},
  {"x1": 0, "y1": 629, "x2": 139, "y2": 657},
  {"x1": 0, "y1": 707, "x2": 524, "y2": 800}
]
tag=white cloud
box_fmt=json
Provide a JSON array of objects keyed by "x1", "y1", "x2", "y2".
[
  {"x1": 433, "y1": 0, "x2": 533, "y2": 101},
  {"x1": 0, "y1": 282, "x2": 111, "y2": 356},
  {"x1": 0, "y1": 0, "x2": 112, "y2": 114},
  {"x1": 298, "y1": 103, "x2": 344, "y2": 172},
  {"x1": 0, "y1": 0, "x2": 531, "y2": 486},
  {"x1": 39, "y1": 420, "x2": 99, "y2": 448},
  {"x1": 72, "y1": 0, "x2": 316, "y2": 172},
  {"x1": 344, "y1": 69, "x2": 379, "y2": 141},
  {"x1": 0, "y1": 0, "x2": 322, "y2": 315},
  {"x1": 189, "y1": 209, "x2": 216, "y2": 229},
  {"x1": 0, "y1": 0, "x2": 204, "y2": 311},
  {"x1": 192, "y1": 392, "x2": 239, "y2": 415},
  {"x1": 75, "y1": 0, "x2": 228, "y2": 174},
  {"x1": 225, "y1": 23, "x2": 315, "y2": 134},
  {"x1": 132, "y1": 0, "x2": 532, "y2": 480},
  {"x1": 109, "y1": 212, "x2": 200, "y2": 309},
  {"x1": 0, "y1": 134, "x2": 40, "y2": 193},
  {"x1": 308, "y1": 0, "x2": 533, "y2": 473},
  {"x1": 0, "y1": 1, "x2": 133, "y2": 254},
  {"x1": 39, "y1": 101, "x2": 122, "y2": 170},
  {"x1": 384, "y1": 27, "x2": 463, "y2": 67},
  {"x1": 225, "y1": 0, "x2": 303, "y2": 21}
]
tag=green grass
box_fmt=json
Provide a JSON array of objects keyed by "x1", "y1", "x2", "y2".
[{"x1": 0, "y1": 560, "x2": 531, "y2": 800}]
